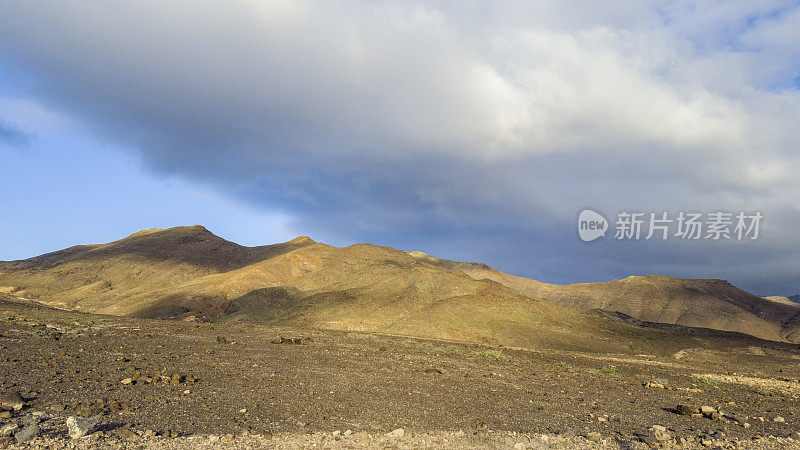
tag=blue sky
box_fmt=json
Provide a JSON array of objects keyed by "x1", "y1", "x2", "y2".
[{"x1": 0, "y1": 1, "x2": 798, "y2": 295}]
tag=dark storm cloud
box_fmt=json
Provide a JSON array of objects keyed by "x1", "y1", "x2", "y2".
[{"x1": 0, "y1": 1, "x2": 798, "y2": 294}]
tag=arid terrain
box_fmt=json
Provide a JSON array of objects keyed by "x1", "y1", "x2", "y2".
[{"x1": 1, "y1": 227, "x2": 799, "y2": 448}]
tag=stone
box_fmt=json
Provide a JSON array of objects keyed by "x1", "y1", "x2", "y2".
[
  {"x1": 388, "y1": 428, "x2": 405, "y2": 437},
  {"x1": 640, "y1": 436, "x2": 658, "y2": 447},
  {"x1": 701, "y1": 438, "x2": 713, "y2": 446},
  {"x1": 14, "y1": 423, "x2": 39, "y2": 443},
  {"x1": 700, "y1": 406, "x2": 717, "y2": 416},
  {"x1": 513, "y1": 443, "x2": 526, "y2": 449},
  {"x1": 120, "y1": 378, "x2": 134, "y2": 385},
  {"x1": 677, "y1": 404, "x2": 699, "y2": 415},
  {"x1": 726, "y1": 413, "x2": 747, "y2": 423},
  {"x1": 774, "y1": 416, "x2": 786, "y2": 423},
  {"x1": 0, "y1": 423, "x2": 19, "y2": 436},
  {"x1": 115, "y1": 426, "x2": 140, "y2": 441},
  {"x1": 559, "y1": 428, "x2": 576, "y2": 438},
  {"x1": 586, "y1": 431, "x2": 602, "y2": 442},
  {"x1": 66, "y1": 416, "x2": 101, "y2": 439},
  {"x1": 650, "y1": 425, "x2": 671, "y2": 442},
  {"x1": 0, "y1": 392, "x2": 24, "y2": 411},
  {"x1": 0, "y1": 411, "x2": 11, "y2": 420},
  {"x1": 710, "y1": 412, "x2": 722, "y2": 421},
  {"x1": 344, "y1": 429, "x2": 352, "y2": 436}
]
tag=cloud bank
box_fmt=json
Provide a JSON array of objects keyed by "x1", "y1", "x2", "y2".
[{"x1": 0, "y1": 1, "x2": 798, "y2": 293}]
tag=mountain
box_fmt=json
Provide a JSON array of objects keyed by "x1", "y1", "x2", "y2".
[
  {"x1": 763, "y1": 296, "x2": 799, "y2": 307},
  {"x1": 408, "y1": 252, "x2": 800, "y2": 343},
  {"x1": 791, "y1": 294, "x2": 800, "y2": 303},
  {"x1": 1, "y1": 226, "x2": 798, "y2": 347}
]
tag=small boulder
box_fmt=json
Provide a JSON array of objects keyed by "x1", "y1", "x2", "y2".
[
  {"x1": 676, "y1": 404, "x2": 699, "y2": 416},
  {"x1": 650, "y1": 425, "x2": 671, "y2": 442},
  {"x1": 586, "y1": 431, "x2": 602, "y2": 442},
  {"x1": 774, "y1": 416, "x2": 786, "y2": 423},
  {"x1": 114, "y1": 426, "x2": 140, "y2": 441},
  {"x1": 387, "y1": 428, "x2": 405, "y2": 437},
  {"x1": 0, "y1": 392, "x2": 24, "y2": 411},
  {"x1": 0, "y1": 423, "x2": 19, "y2": 436},
  {"x1": 700, "y1": 406, "x2": 717, "y2": 416},
  {"x1": 66, "y1": 416, "x2": 101, "y2": 439},
  {"x1": 14, "y1": 423, "x2": 39, "y2": 443}
]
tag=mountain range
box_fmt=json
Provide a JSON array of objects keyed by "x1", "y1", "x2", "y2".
[{"x1": 1, "y1": 225, "x2": 798, "y2": 347}]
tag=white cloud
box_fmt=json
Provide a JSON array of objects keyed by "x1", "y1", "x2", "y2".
[{"x1": 0, "y1": 1, "x2": 798, "y2": 292}]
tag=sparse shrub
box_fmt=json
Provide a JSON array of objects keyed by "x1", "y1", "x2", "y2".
[
  {"x1": 471, "y1": 350, "x2": 507, "y2": 360},
  {"x1": 754, "y1": 386, "x2": 775, "y2": 397},
  {"x1": 599, "y1": 364, "x2": 619, "y2": 377}
]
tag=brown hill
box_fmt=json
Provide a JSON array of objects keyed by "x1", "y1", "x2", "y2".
[
  {"x1": 409, "y1": 252, "x2": 800, "y2": 343},
  {"x1": 1, "y1": 226, "x2": 797, "y2": 347}
]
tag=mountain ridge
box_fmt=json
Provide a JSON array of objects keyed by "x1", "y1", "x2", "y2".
[{"x1": 1, "y1": 226, "x2": 798, "y2": 346}]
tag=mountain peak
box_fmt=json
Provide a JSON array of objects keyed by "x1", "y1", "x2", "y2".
[
  {"x1": 286, "y1": 236, "x2": 316, "y2": 245},
  {"x1": 123, "y1": 225, "x2": 213, "y2": 240}
]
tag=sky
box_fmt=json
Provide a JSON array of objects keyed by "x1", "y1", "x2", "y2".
[{"x1": 0, "y1": 1, "x2": 798, "y2": 295}]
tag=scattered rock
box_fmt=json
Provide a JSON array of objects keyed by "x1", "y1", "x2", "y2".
[
  {"x1": 513, "y1": 443, "x2": 526, "y2": 449},
  {"x1": 120, "y1": 378, "x2": 134, "y2": 385},
  {"x1": 114, "y1": 426, "x2": 140, "y2": 441},
  {"x1": 344, "y1": 429, "x2": 352, "y2": 436},
  {"x1": 725, "y1": 413, "x2": 748, "y2": 424},
  {"x1": 14, "y1": 423, "x2": 39, "y2": 443},
  {"x1": 773, "y1": 416, "x2": 786, "y2": 423},
  {"x1": 387, "y1": 428, "x2": 405, "y2": 437},
  {"x1": 170, "y1": 373, "x2": 186, "y2": 384},
  {"x1": 216, "y1": 336, "x2": 229, "y2": 344},
  {"x1": 0, "y1": 411, "x2": 11, "y2": 420},
  {"x1": 0, "y1": 392, "x2": 24, "y2": 411},
  {"x1": 700, "y1": 405, "x2": 717, "y2": 416},
  {"x1": 0, "y1": 423, "x2": 19, "y2": 436},
  {"x1": 585, "y1": 431, "x2": 601, "y2": 442},
  {"x1": 676, "y1": 404, "x2": 699, "y2": 416},
  {"x1": 650, "y1": 425, "x2": 671, "y2": 442},
  {"x1": 644, "y1": 381, "x2": 665, "y2": 389},
  {"x1": 66, "y1": 416, "x2": 101, "y2": 439},
  {"x1": 559, "y1": 428, "x2": 576, "y2": 438}
]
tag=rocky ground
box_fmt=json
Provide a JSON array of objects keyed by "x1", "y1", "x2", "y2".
[{"x1": 2, "y1": 299, "x2": 800, "y2": 448}]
